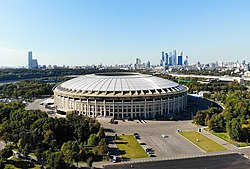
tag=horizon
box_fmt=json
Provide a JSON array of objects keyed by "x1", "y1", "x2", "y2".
[{"x1": 0, "y1": 0, "x2": 250, "y2": 67}]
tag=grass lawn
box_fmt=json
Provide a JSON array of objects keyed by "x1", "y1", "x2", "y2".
[
  {"x1": 179, "y1": 131, "x2": 227, "y2": 152},
  {"x1": 211, "y1": 131, "x2": 250, "y2": 147},
  {"x1": 114, "y1": 135, "x2": 148, "y2": 159}
]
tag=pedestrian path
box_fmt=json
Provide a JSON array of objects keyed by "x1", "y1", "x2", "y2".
[{"x1": 199, "y1": 129, "x2": 238, "y2": 151}]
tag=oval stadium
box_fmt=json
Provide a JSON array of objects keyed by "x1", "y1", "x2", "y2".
[{"x1": 53, "y1": 73, "x2": 188, "y2": 119}]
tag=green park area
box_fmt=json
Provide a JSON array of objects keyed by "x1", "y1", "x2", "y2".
[
  {"x1": 211, "y1": 131, "x2": 250, "y2": 147},
  {"x1": 115, "y1": 135, "x2": 148, "y2": 159},
  {"x1": 179, "y1": 131, "x2": 227, "y2": 152},
  {"x1": 3, "y1": 158, "x2": 41, "y2": 169}
]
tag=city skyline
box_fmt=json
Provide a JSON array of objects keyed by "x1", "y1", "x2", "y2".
[{"x1": 0, "y1": 0, "x2": 250, "y2": 66}]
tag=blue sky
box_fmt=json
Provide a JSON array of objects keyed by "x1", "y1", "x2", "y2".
[{"x1": 0, "y1": 0, "x2": 250, "y2": 66}]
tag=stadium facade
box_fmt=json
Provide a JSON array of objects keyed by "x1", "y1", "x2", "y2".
[{"x1": 53, "y1": 73, "x2": 187, "y2": 119}]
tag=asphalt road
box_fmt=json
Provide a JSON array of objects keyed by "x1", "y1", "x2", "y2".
[
  {"x1": 102, "y1": 120, "x2": 203, "y2": 159},
  {"x1": 25, "y1": 98, "x2": 47, "y2": 111},
  {"x1": 104, "y1": 153, "x2": 250, "y2": 169}
]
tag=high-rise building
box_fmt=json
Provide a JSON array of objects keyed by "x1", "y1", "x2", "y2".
[
  {"x1": 160, "y1": 51, "x2": 165, "y2": 66},
  {"x1": 161, "y1": 51, "x2": 165, "y2": 62},
  {"x1": 177, "y1": 51, "x2": 183, "y2": 66},
  {"x1": 165, "y1": 53, "x2": 169, "y2": 66},
  {"x1": 135, "y1": 58, "x2": 142, "y2": 69},
  {"x1": 146, "y1": 61, "x2": 151, "y2": 69},
  {"x1": 169, "y1": 52, "x2": 172, "y2": 66},
  {"x1": 28, "y1": 51, "x2": 39, "y2": 69},
  {"x1": 32, "y1": 59, "x2": 38, "y2": 68},
  {"x1": 177, "y1": 56, "x2": 183, "y2": 66},
  {"x1": 160, "y1": 50, "x2": 188, "y2": 67},
  {"x1": 172, "y1": 50, "x2": 177, "y2": 66},
  {"x1": 28, "y1": 51, "x2": 33, "y2": 69},
  {"x1": 184, "y1": 56, "x2": 189, "y2": 66},
  {"x1": 136, "y1": 58, "x2": 141, "y2": 65}
]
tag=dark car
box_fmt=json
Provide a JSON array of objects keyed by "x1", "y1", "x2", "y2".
[{"x1": 133, "y1": 132, "x2": 139, "y2": 136}]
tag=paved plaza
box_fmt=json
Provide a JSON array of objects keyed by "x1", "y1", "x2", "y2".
[
  {"x1": 98, "y1": 118, "x2": 250, "y2": 168},
  {"x1": 102, "y1": 119, "x2": 209, "y2": 159}
]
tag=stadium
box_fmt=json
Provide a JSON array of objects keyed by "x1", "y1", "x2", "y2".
[{"x1": 53, "y1": 73, "x2": 188, "y2": 119}]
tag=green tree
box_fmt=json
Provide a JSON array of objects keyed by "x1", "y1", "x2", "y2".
[
  {"x1": 4, "y1": 164, "x2": 15, "y2": 169},
  {"x1": 46, "y1": 152, "x2": 68, "y2": 169},
  {"x1": 0, "y1": 147, "x2": 13, "y2": 161},
  {"x1": 86, "y1": 156, "x2": 93, "y2": 168},
  {"x1": 88, "y1": 134, "x2": 99, "y2": 146},
  {"x1": 93, "y1": 138, "x2": 107, "y2": 156},
  {"x1": 226, "y1": 118, "x2": 241, "y2": 141},
  {"x1": 61, "y1": 141, "x2": 74, "y2": 163},
  {"x1": 193, "y1": 111, "x2": 206, "y2": 126},
  {"x1": 208, "y1": 114, "x2": 225, "y2": 132}
]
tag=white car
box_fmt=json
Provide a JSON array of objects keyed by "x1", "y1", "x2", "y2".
[
  {"x1": 112, "y1": 156, "x2": 117, "y2": 163},
  {"x1": 162, "y1": 134, "x2": 168, "y2": 138}
]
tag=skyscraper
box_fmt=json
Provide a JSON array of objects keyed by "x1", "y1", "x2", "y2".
[
  {"x1": 184, "y1": 56, "x2": 189, "y2": 66},
  {"x1": 169, "y1": 52, "x2": 172, "y2": 66},
  {"x1": 32, "y1": 59, "x2": 38, "y2": 68},
  {"x1": 161, "y1": 51, "x2": 165, "y2": 62},
  {"x1": 165, "y1": 53, "x2": 169, "y2": 66},
  {"x1": 172, "y1": 50, "x2": 177, "y2": 66},
  {"x1": 146, "y1": 61, "x2": 151, "y2": 69},
  {"x1": 135, "y1": 58, "x2": 142, "y2": 69},
  {"x1": 160, "y1": 51, "x2": 165, "y2": 66},
  {"x1": 177, "y1": 51, "x2": 183, "y2": 66},
  {"x1": 28, "y1": 51, "x2": 39, "y2": 69},
  {"x1": 28, "y1": 51, "x2": 33, "y2": 69},
  {"x1": 177, "y1": 56, "x2": 183, "y2": 66}
]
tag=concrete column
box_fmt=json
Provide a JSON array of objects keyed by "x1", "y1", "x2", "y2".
[
  {"x1": 103, "y1": 100, "x2": 106, "y2": 117},
  {"x1": 122, "y1": 100, "x2": 124, "y2": 119},
  {"x1": 95, "y1": 99, "x2": 97, "y2": 117},
  {"x1": 181, "y1": 95, "x2": 184, "y2": 111},
  {"x1": 73, "y1": 98, "x2": 75, "y2": 110},
  {"x1": 173, "y1": 96, "x2": 175, "y2": 113},
  {"x1": 87, "y1": 99, "x2": 89, "y2": 116},
  {"x1": 131, "y1": 100, "x2": 133, "y2": 119},
  {"x1": 144, "y1": 99, "x2": 147, "y2": 119},
  {"x1": 168, "y1": 97, "x2": 170, "y2": 115},
  {"x1": 113, "y1": 100, "x2": 115, "y2": 118},
  {"x1": 153, "y1": 98, "x2": 155, "y2": 118},
  {"x1": 160, "y1": 98, "x2": 163, "y2": 116},
  {"x1": 185, "y1": 94, "x2": 187, "y2": 109},
  {"x1": 63, "y1": 97, "x2": 65, "y2": 109},
  {"x1": 80, "y1": 99, "x2": 82, "y2": 114},
  {"x1": 68, "y1": 97, "x2": 70, "y2": 110}
]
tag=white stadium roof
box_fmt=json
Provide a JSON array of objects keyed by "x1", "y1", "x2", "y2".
[{"x1": 55, "y1": 73, "x2": 186, "y2": 96}]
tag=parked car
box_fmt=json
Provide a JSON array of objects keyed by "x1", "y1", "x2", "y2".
[
  {"x1": 133, "y1": 133, "x2": 139, "y2": 136},
  {"x1": 145, "y1": 147, "x2": 153, "y2": 152},
  {"x1": 149, "y1": 154, "x2": 156, "y2": 157},
  {"x1": 162, "y1": 134, "x2": 168, "y2": 138},
  {"x1": 112, "y1": 156, "x2": 117, "y2": 163},
  {"x1": 147, "y1": 151, "x2": 154, "y2": 155}
]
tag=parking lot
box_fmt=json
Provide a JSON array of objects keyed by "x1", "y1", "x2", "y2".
[{"x1": 101, "y1": 119, "x2": 204, "y2": 159}]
